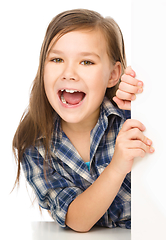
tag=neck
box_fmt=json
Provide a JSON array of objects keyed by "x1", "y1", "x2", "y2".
[{"x1": 61, "y1": 110, "x2": 100, "y2": 134}]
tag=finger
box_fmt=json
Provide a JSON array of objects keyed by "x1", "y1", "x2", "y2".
[
  {"x1": 119, "y1": 81, "x2": 142, "y2": 94},
  {"x1": 126, "y1": 128, "x2": 154, "y2": 152},
  {"x1": 127, "y1": 144, "x2": 154, "y2": 159},
  {"x1": 127, "y1": 128, "x2": 148, "y2": 142},
  {"x1": 128, "y1": 149, "x2": 147, "y2": 159},
  {"x1": 116, "y1": 89, "x2": 136, "y2": 101},
  {"x1": 124, "y1": 66, "x2": 136, "y2": 77},
  {"x1": 128, "y1": 140, "x2": 153, "y2": 154},
  {"x1": 121, "y1": 119, "x2": 146, "y2": 133},
  {"x1": 121, "y1": 74, "x2": 143, "y2": 87},
  {"x1": 112, "y1": 97, "x2": 131, "y2": 110}
]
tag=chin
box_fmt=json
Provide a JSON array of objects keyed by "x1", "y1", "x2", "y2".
[{"x1": 60, "y1": 115, "x2": 84, "y2": 124}]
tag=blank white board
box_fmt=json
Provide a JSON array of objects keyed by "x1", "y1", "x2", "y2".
[{"x1": 131, "y1": 1, "x2": 166, "y2": 239}]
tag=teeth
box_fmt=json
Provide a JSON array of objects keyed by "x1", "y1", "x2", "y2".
[
  {"x1": 65, "y1": 89, "x2": 75, "y2": 93},
  {"x1": 60, "y1": 89, "x2": 82, "y2": 105},
  {"x1": 61, "y1": 89, "x2": 81, "y2": 93},
  {"x1": 61, "y1": 94, "x2": 68, "y2": 104}
]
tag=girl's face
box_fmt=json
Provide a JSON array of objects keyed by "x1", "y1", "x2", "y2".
[{"x1": 44, "y1": 29, "x2": 120, "y2": 128}]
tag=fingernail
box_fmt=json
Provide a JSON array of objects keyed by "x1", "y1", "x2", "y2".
[
  {"x1": 131, "y1": 72, "x2": 135, "y2": 77},
  {"x1": 131, "y1": 95, "x2": 136, "y2": 100},
  {"x1": 142, "y1": 124, "x2": 146, "y2": 130},
  {"x1": 150, "y1": 147, "x2": 155, "y2": 153},
  {"x1": 137, "y1": 88, "x2": 143, "y2": 93},
  {"x1": 147, "y1": 139, "x2": 152, "y2": 145},
  {"x1": 137, "y1": 81, "x2": 143, "y2": 86}
]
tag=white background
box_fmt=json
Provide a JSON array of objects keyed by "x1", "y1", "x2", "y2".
[
  {"x1": 0, "y1": 0, "x2": 131, "y2": 224},
  {"x1": 131, "y1": 1, "x2": 166, "y2": 239}
]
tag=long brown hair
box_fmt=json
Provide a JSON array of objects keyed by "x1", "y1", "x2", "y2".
[{"x1": 12, "y1": 9, "x2": 126, "y2": 188}]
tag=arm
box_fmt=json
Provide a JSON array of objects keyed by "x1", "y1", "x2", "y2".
[
  {"x1": 66, "y1": 119, "x2": 154, "y2": 232},
  {"x1": 66, "y1": 162, "x2": 126, "y2": 232},
  {"x1": 113, "y1": 66, "x2": 143, "y2": 110}
]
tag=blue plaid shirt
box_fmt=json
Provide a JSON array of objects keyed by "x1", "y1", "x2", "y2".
[{"x1": 22, "y1": 97, "x2": 131, "y2": 229}]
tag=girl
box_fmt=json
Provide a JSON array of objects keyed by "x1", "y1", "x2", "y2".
[{"x1": 13, "y1": 9, "x2": 154, "y2": 232}]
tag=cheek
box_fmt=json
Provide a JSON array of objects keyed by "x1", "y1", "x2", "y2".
[
  {"x1": 43, "y1": 65, "x2": 50, "y2": 86},
  {"x1": 43, "y1": 74, "x2": 50, "y2": 98},
  {"x1": 92, "y1": 67, "x2": 110, "y2": 90},
  {"x1": 43, "y1": 81, "x2": 58, "y2": 112},
  {"x1": 43, "y1": 69, "x2": 55, "y2": 105},
  {"x1": 43, "y1": 81, "x2": 52, "y2": 106},
  {"x1": 44, "y1": 65, "x2": 54, "y2": 84},
  {"x1": 43, "y1": 65, "x2": 57, "y2": 92}
]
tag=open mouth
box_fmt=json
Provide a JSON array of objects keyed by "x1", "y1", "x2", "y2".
[{"x1": 58, "y1": 89, "x2": 86, "y2": 106}]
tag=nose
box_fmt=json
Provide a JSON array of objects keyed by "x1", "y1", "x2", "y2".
[{"x1": 62, "y1": 62, "x2": 79, "y2": 81}]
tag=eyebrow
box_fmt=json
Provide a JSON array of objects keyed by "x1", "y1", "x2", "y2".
[
  {"x1": 48, "y1": 49, "x2": 101, "y2": 59},
  {"x1": 79, "y1": 52, "x2": 100, "y2": 59},
  {"x1": 48, "y1": 49, "x2": 63, "y2": 55}
]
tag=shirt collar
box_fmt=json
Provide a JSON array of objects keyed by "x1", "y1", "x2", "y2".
[
  {"x1": 38, "y1": 97, "x2": 127, "y2": 183},
  {"x1": 89, "y1": 97, "x2": 126, "y2": 161},
  {"x1": 101, "y1": 96, "x2": 127, "y2": 120}
]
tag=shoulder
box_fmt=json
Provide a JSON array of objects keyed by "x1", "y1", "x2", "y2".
[
  {"x1": 22, "y1": 144, "x2": 44, "y2": 168},
  {"x1": 23, "y1": 114, "x2": 61, "y2": 162}
]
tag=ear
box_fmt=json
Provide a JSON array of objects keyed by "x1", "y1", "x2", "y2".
[{"x1": 107, "y1": 62, "x2": 122, "y2": 88}]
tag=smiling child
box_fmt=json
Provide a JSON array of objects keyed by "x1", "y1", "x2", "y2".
[{"x1": 13, "y1": 9, "x2": 154, "y2": 232}]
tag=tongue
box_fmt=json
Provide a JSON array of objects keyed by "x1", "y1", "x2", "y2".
[{"x1": 63, "y1": 91, "x2": 85, "y2": 105}]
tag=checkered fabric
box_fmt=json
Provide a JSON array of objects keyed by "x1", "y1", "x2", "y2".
[{"x1": 22, "y1": 97, "x2": 131, "y2": 229}]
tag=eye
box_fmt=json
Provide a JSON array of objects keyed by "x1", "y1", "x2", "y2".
[
  {"x1": 52, "y1": 58, "x2": 64, "y2": 63},
  {"x1": 81, "y1": 60, "x2": 94, "y2": 66}
]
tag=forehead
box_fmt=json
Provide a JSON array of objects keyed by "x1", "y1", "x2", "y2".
[{"x1": 48, "y1": 29, "x2": 108, "y2": 56}]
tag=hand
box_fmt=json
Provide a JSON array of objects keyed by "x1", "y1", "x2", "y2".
[
  {"x1": 110, "y1": 119, "x2": 154, "y2": 175},
  {"x1": 113, "y1": 66, "x2": 143, "y2": 110}
]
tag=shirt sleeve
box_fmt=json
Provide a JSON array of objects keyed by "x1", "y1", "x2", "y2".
[{"x1": 21, "y1": 147, "x2": 83, "y2": 228}]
